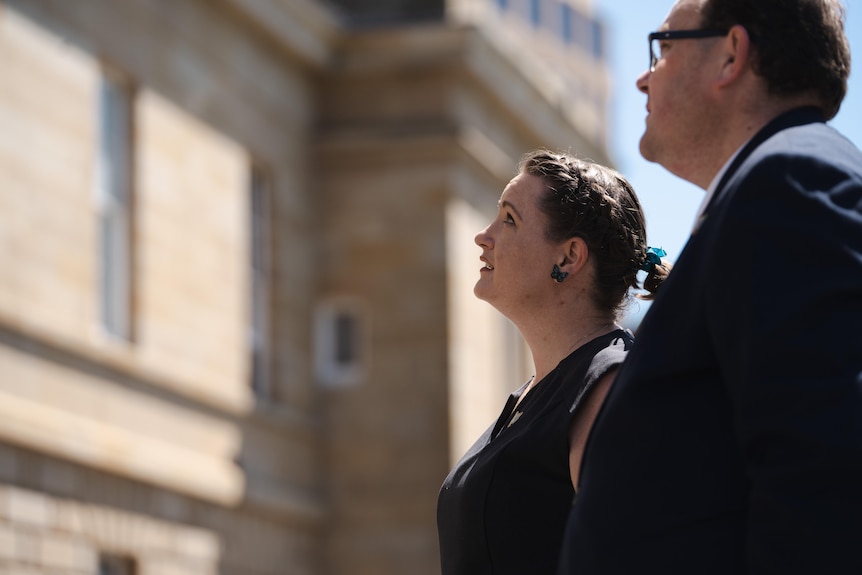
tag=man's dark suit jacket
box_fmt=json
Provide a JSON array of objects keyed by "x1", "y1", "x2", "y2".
[{"x1": 558, "y1": 107, "x2": 862, "y2": 574}]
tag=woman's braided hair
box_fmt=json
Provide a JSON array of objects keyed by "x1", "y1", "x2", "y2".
[{"x1": 520, "y1": 149, "x2": 669, "y2": 316}]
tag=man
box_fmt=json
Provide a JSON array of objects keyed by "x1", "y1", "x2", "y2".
[{"x1": 558, "y1": 0, "x2": 862, "y2": 573}]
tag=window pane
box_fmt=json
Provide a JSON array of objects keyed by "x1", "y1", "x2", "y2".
[
  {"x1": 99, "y1": 553, "x2": 135, "y2": 575},
  {"x1": 97, "y1": 70, "x2": 133, "y2": 340},
  {"x1": 335, "y1": 312, "x2": 357, "y2": 365},
  {"x1": 250, "y1": 165, "x2": 271, "y2": 397}
]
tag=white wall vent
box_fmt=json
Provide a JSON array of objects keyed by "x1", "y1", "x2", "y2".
[{"x1": 314, "y1": 297, "x2": 369, "y2": 388}]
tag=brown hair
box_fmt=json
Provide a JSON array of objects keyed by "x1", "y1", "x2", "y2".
[
  {"x1": 519, "y1": 149, "x2": 670, "y2": 317},
  {"x1": 701, "y1": 0, "x2": 850, "y2": 119}
]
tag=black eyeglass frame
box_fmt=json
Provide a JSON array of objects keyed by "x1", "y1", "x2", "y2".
[{"x1": 648, "y1": 29, "x2": 729, "y2": 71}]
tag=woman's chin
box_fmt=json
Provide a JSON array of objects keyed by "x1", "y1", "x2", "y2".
[{"x1": 473, "y1": 282, "x2": 489, "y2": 301}]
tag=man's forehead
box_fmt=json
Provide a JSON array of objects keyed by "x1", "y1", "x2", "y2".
[{"x1": 663, "y1": 0, "x2": 706, "y2": 29}]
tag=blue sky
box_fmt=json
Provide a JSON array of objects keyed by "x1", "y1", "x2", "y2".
[{"x1": 596, "y1": 1, "x2": 861, "y2": 323}]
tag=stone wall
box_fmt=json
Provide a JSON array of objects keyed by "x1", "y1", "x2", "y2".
[
  {"x1": 0, "y1": 0, "x2": 611, "y2": 573},
  {"x1": 0, "y1": 443, "x2": 318, "y2": 575},
  {"x1": 1, "y1": 0, "x2": 325, "y2": 572}
]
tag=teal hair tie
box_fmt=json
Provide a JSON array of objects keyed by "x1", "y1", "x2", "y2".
[{"x1": 640, "y1": 247, "x2": 667, "y2": 272}]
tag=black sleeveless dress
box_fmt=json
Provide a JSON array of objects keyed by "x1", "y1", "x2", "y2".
[{"x1": 437, "y1": 329, "x2": 632, "y2": 575}]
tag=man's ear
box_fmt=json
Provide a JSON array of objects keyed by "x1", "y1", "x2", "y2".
[
  {"x1": 715, "y1": 24, "x2": 751, "y2": 87},
  {"x1": 559, "y1": 237, "x2": 590, "y2": 276}
]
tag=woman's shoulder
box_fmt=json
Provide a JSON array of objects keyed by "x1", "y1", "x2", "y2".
[
  {"x1": 593, "y1": 328, "x2": 633, "y2": 360},
  {"x1": 553, "y1": 329, "x2": 631, "y2": 399},
  {"x1": 583, "y1": 329, "x2": 633, "y2": 390}
]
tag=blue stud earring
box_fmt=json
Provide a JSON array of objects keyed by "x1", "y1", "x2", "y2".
[{"x1": 550, "y1": 264, "x2": 569, "y2": 283}]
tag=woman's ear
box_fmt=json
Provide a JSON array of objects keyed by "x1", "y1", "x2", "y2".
[{"x1": 559, "y1": 237, "x2": 590, "y2": 277}]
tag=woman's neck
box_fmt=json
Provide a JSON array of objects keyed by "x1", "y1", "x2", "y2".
[{"x1": 526, "y1": 318, "x2": 618, "y2": 391}]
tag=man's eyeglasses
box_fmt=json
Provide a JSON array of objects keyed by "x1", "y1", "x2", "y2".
[{"x1": 649, "y1": 29, "x2": 729, "y2": 72}]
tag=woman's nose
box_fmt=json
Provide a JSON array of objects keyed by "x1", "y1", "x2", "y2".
[{"x1": 475, "y1": 226, "x2": 492, "y2": 247}]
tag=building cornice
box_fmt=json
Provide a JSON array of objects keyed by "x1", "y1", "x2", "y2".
[
  {"x1": 221, "y1": 0, "x2": 343, "y2": 69},
  {"x1": 317, "y1": 22, "x2": 610, "y2": 169}
]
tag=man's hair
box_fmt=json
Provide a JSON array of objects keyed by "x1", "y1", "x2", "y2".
[{"x1": 701, "y1": 0, "x2": 851, "y2": 119}]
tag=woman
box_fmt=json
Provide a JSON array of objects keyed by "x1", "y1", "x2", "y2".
[{"x1": 437, "y1": 149, "x2": 668, "y2": 575}]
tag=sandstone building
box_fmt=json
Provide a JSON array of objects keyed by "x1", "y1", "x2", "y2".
[{"x1": 0, "y1": 0, "x2": 611, "y2": 573}]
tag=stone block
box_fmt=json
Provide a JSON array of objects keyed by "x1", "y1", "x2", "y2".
[
  {"x1": 5, "y1": 488, "x2": 52, "y2": 528},
  {"x1": 39, "y1": 534, "x2": 96, "y2": 571}
]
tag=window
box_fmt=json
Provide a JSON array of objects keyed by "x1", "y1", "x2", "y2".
[
  {"x1": 315, "y1": 298, "x2": 368, "y2": 388},
  {"x1": 97, "y1": 68, "x2": 134, "y2": 340},
  {"x1": 529, "y1": 0, "x2": 541, "y2": 27},
  {"x1": 334, "y1": 312, "x2": 359, "y2": 365},
  {"x1": 561, "y1": 3, "x2": 572, "y2": 43},
  {"x1": 98, "y1": 554, "x2": 135, "y2": 575},
  {"x1": 250, "y1": 164, "x2": 272, "y2": 398},
  {"x1": 590, "y1": 18, "x2": 605, "y2": 59}
]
